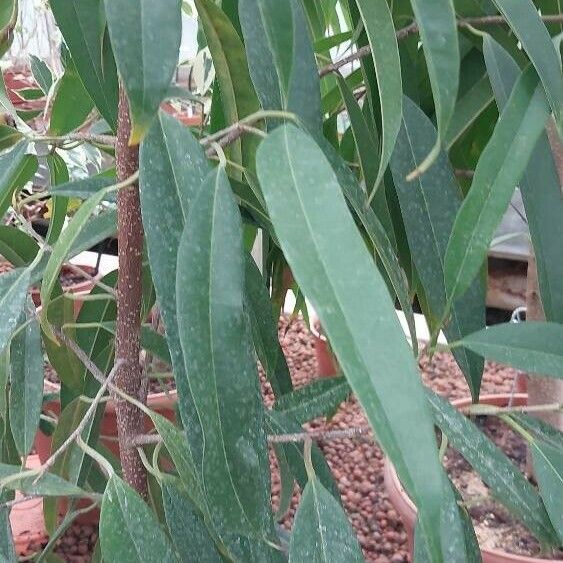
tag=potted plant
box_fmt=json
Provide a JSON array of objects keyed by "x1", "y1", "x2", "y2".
[{"x1": 0, "y1": 0, "x2": 561, "y2": 561}]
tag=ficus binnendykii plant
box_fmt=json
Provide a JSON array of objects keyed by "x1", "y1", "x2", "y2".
[{"x1": 0, "y1": 0, "x2": 561, "y2": 561}]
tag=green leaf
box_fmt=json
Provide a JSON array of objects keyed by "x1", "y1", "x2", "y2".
[
  {"x1": 40, "y1": 184, "x2": 116, "y2": 337},
  {"x1": 510, "y1": 413, "x2": 563, "y2": 452},
  {"x1": 0, "y1": 124, "x2": 23, "y2": 151},
  {"x1": 0, "y1": 226, "x2": 38, "y2": 267},
  {"x1": 46, "y1": 153, "x2": 70, "y2": 244},
  {"x1": 244, "y1": 254, "x2": 293, "y2": 397},
  {"x1": 484, "y1": 36, "x2": 563, "y2": 324},
  {"x1": 30, "y1": 55, "x2": 53, "y2": 95},
  {"x1": 9, "y1": 303, "x2": 44, "y2": 456},
  {"x1": 104, "y1": 0, "x2": 182, "y2": 143},
  {"x1": 176, "y1": 166, "x2": 273, "y2": 537},
  {"x1": 140, "y1": 112, "x2": 212, "y2": 466},
  {"x1": 0, "y1": 463, "x2": 86, "y2": 497},
  {"x1": 0, "y1": 268, "x2": 30, "y2": 355},
  {"x1": 491, "y1": 0, "x2": 563, "y2": 132},
  {"x1": 445, "y1": 73, "x2": 493, "y2": 149},
  {"x1": 49, "y1": 64, "x2": 94, "y2": 135},
  {"x1": 460, "y1": 322, "x2": 563, "y2": 380},
  {"x1": 352, "y1": 0, "x2": 401, "y2": 198},
  {"x1": 445, "y1": 66, "x2": 550, "y2": 300},
  {"x1": 531, "y1": 440, "x2": 563, "y2": 544},
  {"x1": 0, "y1": 141, "x2": 30, "y2": 218},
  {"x1": 195, "y1": 0, "x2": 260, "y2": 168},
  {"x1": 239, "y1": 0, "x2": 322, "y2": 134},
  {"x1": 389, "y1": 96, "x2": 485, "y2": 399},
  {"x1": 161, "y1": 478, "x2": 222, "y2": 563},
  {"x1": 0, "y1": 495, "x2": 16, "y2": 563},
  {"x1": 50, "y1": 172, "x2": 116, "y2": 200},
  {"x1": 100, "y1": 475, "x2": 176, "y2": 563},
  {"x1": 257, "y1": 124, "x2": 447, "y2": 562},
  {"x1": 289, "y1": 473, "x2": 363, "y2": 562},
  {"x1": 408, "y1": 0, "x2": 459, "y2": 174},
  {"x1": 50, "y1": 0, "x2": 119, "y2": 130},
  {"x1": 426, "y1": 390, "x2": 559, "y2": 546},
  {"x1": 274, "y1": 376, "x2": 351, "y2": 424}
]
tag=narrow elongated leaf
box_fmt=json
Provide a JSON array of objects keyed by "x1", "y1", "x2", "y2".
[
  {"x1": 289, "y1": 474, "x2": 363, "y2": 562},
  {"x1": 196, "y1": 0, "x2": 260, "y2": 168},
  {"x1": 104, "y1": 0, "x2": 182, "y2": 143},
  {"x1": 50, "y1": 0, "x2": 119, "y2": 130},
  {"x1": 49, "y1": 65, "x2": 94, "y2": 135},
  {"x1": 427, "y1": 390, "x2": 559, "y2": 545},
  {"x1": 0, "y1": 496, "x2": 15, "y2": 563},
  {"x1": 0, "y1": 268, "x2": 30, "y2": 355},
  {"x1": 0, "y1": 463, "x2": 86, "y2": 497},
  {"x1": 445, "y1": 73, "x2": 493, "y2": 149},
  {"x1": 445, "y1": 66, "x2": 550, "y2": 300},
  {"x1": 46, "y1": 153, "x2": 70, "y2": 244},
  {"x1": 239, "y1": 0, "x2": 322, "y2": 134},
  {"x1": 100, "y1": 475, "x2": 176, "y2": 563},
  {"x1": 161, "y1": 478, "x2": 222, "y2": 563},
  {"x1": 390, "y1": 96, "x2": 485, "y2": 399},
  {"x1": 274, "y1": 376, "x2": 351, "y2": 424},
  {"x1": 0, "y1": 0, "x2": 17, "y2": 57},
  {"x1": 9, "y1": 304, "x2": 44, "y2": 456},
  {"x1": 257, "y1": 125, "x2": 446, "y2": 561},
  {"x1": 0, "y1": 141, "x2": 28, "y2": 218},
  {"x1": 40, "y1": 184, "x2": 116, "y2": 335},
  {"x1": 408, "y1": 0, "x2": 459, "y2": 173},
  {"x1": 491, "y1": 0, "x2": 563, "y2": 131},
  {"x1": 461, "y1": 322, "x2": 563, "y2": 379},
  {"x1": 30, "y1": 55, "x2": 52, "y2": 95},
  {"x1": 50, "y1": 172, "x2": 116, "y2": 199},
  {"x1": 140, "y1": 112, "x2": 212, "y2": 466},
  {"x1": 484, "y1": 36, "x2": 563, "y2": 324},
  {"x1": 244, "y1": 254, "x2": 293, "y2": 397},
  {"x1": 353, "y1": 0, "x2": 401, "y2": 197},
  {"x1": 176, "y1": 166, "x2": 273, "y2": 537},
  {"x1": 531, "y1": 441, "x2": 563, "y2": 543},
  {"x1": 0, "y1": 227, "x2": 38, "y2": 267},
  {"x1": 510, "y1": 414, "x2": 563, "y2": 452}
]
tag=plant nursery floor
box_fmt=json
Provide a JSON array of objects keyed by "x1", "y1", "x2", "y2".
[{"x1": 29, "y1": 316, "x2": 519, "y2": 562}]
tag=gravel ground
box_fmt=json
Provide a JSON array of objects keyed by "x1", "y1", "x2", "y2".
[{"x1": 33, "y1": 316, "x2": 519, "y2": 561}]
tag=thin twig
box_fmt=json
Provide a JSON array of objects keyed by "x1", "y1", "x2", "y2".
[
  {"x1": 268, "y1": 426, "x2": 373, "y2": 444},
  {"x1": 464, "y1": 401, "x2": 563, "y2": 416},
  {"x1": 31, "y1": 132, "x2": 116, "y2": 146},
  {"x1": 319, "y1": 14, "x2": 563, "y2": 77},
  {"x1": 35, "y1": 358, "x2": 124, "y2": 479},
  {"x1": 63, "y1": 263, "x2": 117, "y2": 298}
]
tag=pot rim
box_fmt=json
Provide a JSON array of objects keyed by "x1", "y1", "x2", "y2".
[{"x1": 384, "y1": 392, "x2": 562, "y2": 563}]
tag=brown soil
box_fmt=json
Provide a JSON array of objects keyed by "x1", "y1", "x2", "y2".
[
  {"x1": 29, "y1": 315, "x2": 543, "y2": 562},
  {"x1": 445, "y1": 416, "x2": 563, "y2": 560}
]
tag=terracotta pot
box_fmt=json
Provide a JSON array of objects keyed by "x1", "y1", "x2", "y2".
[
  {"x1": 310, "y1": 318, "x2": 339, "y2": 377},
  {"x1": 31, "y1": 264, "x2": 100, "y2": 308},
  {"x1": 384, "y1": 393, "x2": 562, "y2": 563},
  {"x1": 10, "y1": 455, "x2": 48, "y2": 556}
]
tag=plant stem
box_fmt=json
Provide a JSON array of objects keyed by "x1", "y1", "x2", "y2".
[{"x1": 114, "y1": 85, "x2": 148, "y2": 497}]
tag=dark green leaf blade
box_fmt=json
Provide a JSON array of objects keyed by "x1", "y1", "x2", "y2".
[
  {"x1": 445, "y1": 66, "x2": 550, "y2": 300},
  {"x1": 0, "y1": 268, "x2": 30, "y2": 355},
  {"x1": 257, "y1": 124, "x2": 447, "y2": 561},
  {"x1": 104, "y1": 0, "x2": 182, "y2": 143},
  {"x1": 100, "y1": 475, "x2": 176, "y2": 563}
]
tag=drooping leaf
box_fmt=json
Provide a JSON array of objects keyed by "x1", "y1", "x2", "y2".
[
  {"x1": 195, "y1": 0, "x2": 260, "y2": 169},
  {"x1": 176, "y1": 166, "x2": 273, "y2": 537},
  {"x1": 49, "y1": 62, "x2": 94, "y2": 135},
  {"x1": 510, "y1": 413, "x2": 563, "y2": 452},
  {"x1": 257, "y1": 124, "x2": 447, "y2": 561},
  {"x1": 274, "y1": 376, "x2": 351, "y2": 424},
  {"x1": 0, "y1": 226, "x2": 38, "y2": 267},
  {"x1": 50, "y1": 0, "x2": 119, "y2": 130},
  {"x1": 460, "y1": 322, "x2": 563, "y2": 380},
  {"x1": 161, "y1": 478, "x2": 222, "y2": 563},
  {"x1": 484, "y1": 36, "x2": 563, "y2": 324},
  {"x1": 244, "y1": 254, "x2": 293, "y2": 397},
  {"x1": 0, "y1": 268, "x2": 30, "y2": 355},
  {"x1": 408, "y1": 0, "x2": 459, "y2": 173},
  {"x1": 389, "y1": 96, "x2": 485, "y2": 399},
  {"x1": 46, "y1": 152, "x2": 70, "y2": 244},
  {"x1": 445, "y1": 66, "x2": 550, "y2": 300},
  {"x1": 0, "y1": 141, "x2": 31, "y2": 218},
  {"x1": 104, "y1": 0, "x2": 182, "y2": 143},
  {"x1": 352, "y1": 0, "x2": 401, "y2": 198},
  {"x1": 289, "y1": 473, "x2": 363, "y2": 562},
  {"x1": 530, "y1": 440, "x2": 563, "y2": 544},
  {"x1": 491, "y1": 0, "x2": 563, "y2": 132},
  {"x1": 50, "y1": 172, "x2": 116, "y2": 199},
  {"x1": 30, "y1": 55, "x2": 53, "y2": 95},
  {"x1": 427, "y1": 390, "x2": 559, "y2": 546},
  {"x1": 239, "y1": 0, "x2": 322, "y2": 134},
  {"x1": 9, "y1": 302, "x2": 44, "y2": 456},
  {"x1": 140, "y1": 112, "x2": 212, "y2": 466},
  {"x1": 100, "y1": 475, "x2": 176, "y2": 563}
]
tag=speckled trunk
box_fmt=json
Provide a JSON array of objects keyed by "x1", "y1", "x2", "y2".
[{"x1": 114, "y1": 85, "x2": 148, "y2": 497}]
